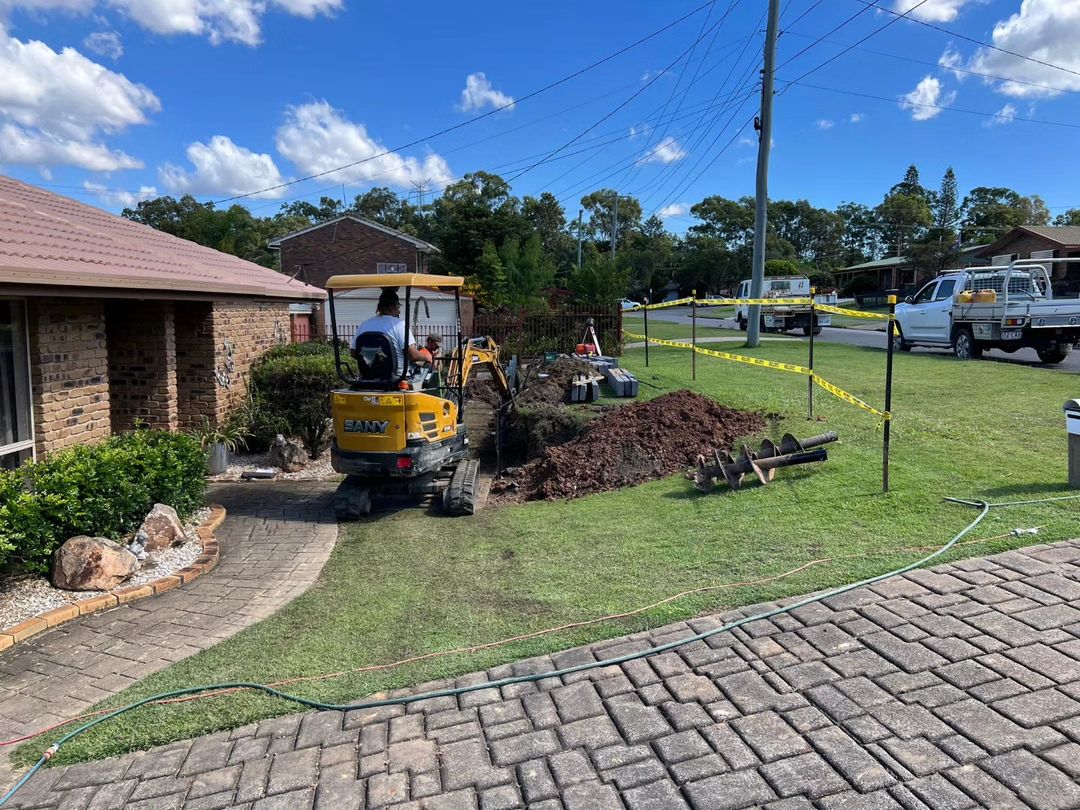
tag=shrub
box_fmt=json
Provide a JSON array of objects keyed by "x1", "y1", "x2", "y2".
[
  {"x1": 250, "y1": 352, "x2": 338, "y2": 458},
  {"x1": 0, "y1": 431, "x2": 207, "y2": 573}
]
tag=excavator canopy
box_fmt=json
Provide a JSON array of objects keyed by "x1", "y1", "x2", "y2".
[{"x1": 325, "y1": 273, "x2": 464, "y2": 290}]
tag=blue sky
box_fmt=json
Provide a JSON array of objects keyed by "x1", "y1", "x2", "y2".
[{"x1": 1, "y1": 0, "x2": 1077, "y2": 233}]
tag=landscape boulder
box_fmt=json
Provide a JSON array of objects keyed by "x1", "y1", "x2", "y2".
[
  {"x1": 270, "y1": 434, "x2": 307, "y2": 473},
  {"x1": 52, "y1": 536, "x2": 138, "y2": 591},
  {"x1": 139, "y1": 503, "x2": 186, "y2": 552}
]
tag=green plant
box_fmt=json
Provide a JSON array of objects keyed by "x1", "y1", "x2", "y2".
[
  {"x1": 0, "y1": 431, "x2": 207, "y2": 573},
  {"x1": 250, "y1": 352, "x2": 337, "y2": 459},
  {"x1": 192, "y1": 417, "x2": 250, "y2": 453}
]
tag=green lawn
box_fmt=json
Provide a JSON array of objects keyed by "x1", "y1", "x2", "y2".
[
  {"x1": 26, "y1": 342, "x2": 1080, "y2": 766},
  {"x1": 622, "y1": 315, "x2": 742, "y2": 341}
]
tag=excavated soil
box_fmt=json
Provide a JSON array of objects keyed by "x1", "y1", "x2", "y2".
[
  {"x1": 494, "y1": 390, "x2": 766, "y2": 502},
  {"x1": 467, "y1": 356, "x2": 597, "y2": 408}
]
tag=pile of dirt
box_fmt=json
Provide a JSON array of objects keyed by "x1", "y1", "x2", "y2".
[
  {"x1": 495, "y1": 390, "x2": 766, "y2": 502},
  {"x1": 466, "y1": 355, "x2": 596, "y2": 408}
]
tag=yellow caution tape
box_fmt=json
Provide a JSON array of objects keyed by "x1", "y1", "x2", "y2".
[
  {"x1": 698, "y1": 298, "x2": 812, "y2": 306},
  {"x1": 812, "y1": 374, "x2": 890, "y2": 420},
  {"x1": 622, "y1": 330, "x2": 891, "y2": 421},
  {"x1": 627, "y1": 297, "x2": 695, "y2": 311},
  {"x1": 813, "y1": 304, "x2": 894, "y2": 321}
]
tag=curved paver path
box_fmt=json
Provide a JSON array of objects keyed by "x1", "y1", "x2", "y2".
[
  {"x1": 0, "y1": 481, "x2": 338, "y2": 788},
  {"x1": 9, "y1": 535, "x2": 1080, "y2": 808}
]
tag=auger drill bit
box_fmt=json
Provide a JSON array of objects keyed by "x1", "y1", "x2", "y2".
[{"x1": 695, "y1": 432, "x2": 838, "y2": 492}]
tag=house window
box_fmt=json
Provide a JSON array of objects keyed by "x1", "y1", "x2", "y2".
[
  {"x1": 0, "y1": 300, "x2": 33, "y2": 470},
  {"x1": 377, "y1": 262, "x2": 407, "y2": 274}
]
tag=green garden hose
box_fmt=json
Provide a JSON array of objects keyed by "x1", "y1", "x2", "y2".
[{"x1": 2, "y1": 494, "x2": 1075, "y2": 807}]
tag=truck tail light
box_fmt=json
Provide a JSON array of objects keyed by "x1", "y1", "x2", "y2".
[
  {"x1": 1005, "y1": 318, "x2": 1024, "y2": 326},
  {"x1": 396, "y1": 456, "x2": 413, "y2": 470}
]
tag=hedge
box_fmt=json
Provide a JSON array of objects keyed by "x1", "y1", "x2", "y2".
[
  {"x1": 0, "y1": 431, "x2": 207, "y2": 574},
  {"x1": 249, "y1": 350, "x2": 338, "y2": 458}
]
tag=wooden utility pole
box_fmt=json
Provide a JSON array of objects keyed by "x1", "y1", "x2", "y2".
[
  {"x1": 747, "y1": 0, "x2": 780, "y2": 348},
  {"x1": 577, "y1": 209, "x2": 583, "y2": 267}
]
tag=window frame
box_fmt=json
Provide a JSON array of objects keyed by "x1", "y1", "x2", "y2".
[
  {"x1": 0, "y1": 298, "x2": 35, "y2": 468},
  {"x1": 376, "y1": 262, "x2": 408, "y2": 274}
]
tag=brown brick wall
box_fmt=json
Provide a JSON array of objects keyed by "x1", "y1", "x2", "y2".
[
  {"x1": 279, "y1": 219, "x2": 424, "y2": 290},
  {"x1": 975, "y1": 233, "x2": 1080, "y2": 290},
  {"x1": 26, "y1": 298, "x2": 111, "y2": 457},
  {"x1": 175, "y1": 301, "x2": 216, "y2": 431},
  {"x1": 105, "y1": 300, "x2": 178, "y2": 432},
  {"x1": 211, "y1": 300, "x2": 291, "y2": 421}
]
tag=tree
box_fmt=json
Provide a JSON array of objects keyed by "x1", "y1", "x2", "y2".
[
  {"x1": 890, "y1": 164, "x2": 928, "y2": 202},
  {"x1": 468, "y1": 241, "x2": 506, "y2": 307},
  {"x1": 499, "y1": 233, "x2": 554, "y2": 309},
  {"x1": 567, "y1": 247, "x2": 630, "y2": 306},
  {"x1": 690, "y1": 195, "x2": 755, "y2": 248},
  {"x1": 522, "y1": 192, "x2": 565, "y2": 251},
  {"x1": 960, "y1": 186, "x2": 1047, "y2": 244},
  {"x1": 835, "y1": 202, "x2": 880, "y2": 265},
  {"x1": 769, "y1": 200, "x2": 843, "y2": 263},
  {"x1": 933, "y1": 168, "x2": 960, "y2": 233},
  {"x1": 349, "y1": 187, "x2": 421, "y2": 233},
  {"x1": 580, "y1": 189, "x2": 642, "y2": 248},
  {"x1": 1015, "y1": 194, "x2": 1050, "y2": 227},
  {"x1": 765, "y1": 259, "x2": 800, "y2": 277},
  {"x1": 1054, "y1": 209, "x2": 1080, "y2": 227},
  {"x1": 277, "y1": 196, "x2": 345, "y2": 224},
  {"x1": 876, "y1": 193, "x2": 932, "y2": 256}
]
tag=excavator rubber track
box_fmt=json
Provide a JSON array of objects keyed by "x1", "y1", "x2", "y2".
[
  {"x1": 334, "y1": 476, "x2": 372, "y2": 521},
  {"x1": 443, "y1": 458, "x2": 480, "y2": 516}
]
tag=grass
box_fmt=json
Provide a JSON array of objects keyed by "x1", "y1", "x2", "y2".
[
  {"x1": 622, "y1": 315, "x2": 741, "y2": 341},
  {"x1": 25, "y1": 341, "x2": 1080, "y2": 767}
]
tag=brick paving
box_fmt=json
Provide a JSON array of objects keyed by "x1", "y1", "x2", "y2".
[
  {"x1": 0, "y1": 482, "x2": 338, "y2": 789},
  {"x1": 10, "y1": 536, "x2": 1080, "y2": 808}
]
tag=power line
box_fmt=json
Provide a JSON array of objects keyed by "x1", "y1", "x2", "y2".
[
  {"x1": 208, "y1": 1, "x2": 719, "y2": 204},
  {"x1": 785, "y1": 80, "x2": 1080, "y2": 130},
  {"x1": 848, "y1": 0, "x2": 1080, "y2": 81}
]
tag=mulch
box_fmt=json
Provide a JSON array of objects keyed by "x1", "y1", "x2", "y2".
[{"x1": 493, "y1": 390, "x2": 766, "y2": 502}]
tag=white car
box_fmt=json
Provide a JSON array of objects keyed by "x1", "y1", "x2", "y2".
[{"x1": 620, "y1": 298, "x2": 642, "y2": 311}]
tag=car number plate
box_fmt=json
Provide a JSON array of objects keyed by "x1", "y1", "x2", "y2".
[{"x1": 1001, "y1": 330, "x2": 1023, "y2": 341}]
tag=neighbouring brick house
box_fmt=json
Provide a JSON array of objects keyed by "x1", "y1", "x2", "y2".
[
  {"x1": 974, "y1": 226, "x2": 1080, "y2": 296},
  {"x1": 266, "y1": 215, "x2": 474, "y2": 339},
  {"x1": 0, "y1": 175, "x2": 324, "y2": 470}
]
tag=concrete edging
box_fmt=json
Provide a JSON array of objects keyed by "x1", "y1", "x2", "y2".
[{"x1": 0, "y1": 504, "x2": 226, "y2": 652}]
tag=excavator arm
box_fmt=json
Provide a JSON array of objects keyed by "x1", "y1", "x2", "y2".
[{"x1": 446, "y1": 336, "x2": 515, "y2": 402}]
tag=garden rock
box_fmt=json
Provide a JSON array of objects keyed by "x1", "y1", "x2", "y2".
[
  {"x1": 52, "y1": 536, "x2": 138, "y2": 591},
  {"x1": 139, "y1": 503, "x2": 186, "y2": 552},
  {"x1": 270, "y1": 434, "x2": 307, "y2": 472}
]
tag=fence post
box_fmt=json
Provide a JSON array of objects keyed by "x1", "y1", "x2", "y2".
[
  {"x1": 883, "y1": 294, "x2": 897, "y2": 493},
  {"x1": 644, "y1": 291, "x2": 650, "y2": 367},
  {"x1": 808, "y1": 287, "x2": 815, "y2": 420},
  {"x1": 691, "y1": 289, "x2": 697, "y2": 381}
]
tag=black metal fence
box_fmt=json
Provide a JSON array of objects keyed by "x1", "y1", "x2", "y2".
[{"x1": 474, "y1": 305, "x2": 623, "y2": 357}]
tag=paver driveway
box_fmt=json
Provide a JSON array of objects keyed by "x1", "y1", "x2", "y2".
[{"x1": 9, "y1": 536, "x2": 1080, "y2": 808}]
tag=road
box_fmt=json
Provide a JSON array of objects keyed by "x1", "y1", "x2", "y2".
[{"x1": 639, "y1": 306, "x2": 1080, "y2": 374}]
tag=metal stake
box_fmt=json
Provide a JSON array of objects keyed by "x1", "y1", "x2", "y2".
[
  {"x1": 644, "y1": 288, "x2": 650, "y2": 367},
  {"x1": 692, "y1": 288, "x2": 697, "y2": 381},
  {"x1": 883, "y1": 294, "x2": 897, "y2": 493},
  {"x1": 808, "y1": 287, "x2": 815, "y2": 419}
]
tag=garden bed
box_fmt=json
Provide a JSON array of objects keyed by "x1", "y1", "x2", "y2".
[
  {"x1": 0, "y1": 508, "x2": 211, "y2": 629},
  {"x1": 206, "y1": 452, "x2": 339, "y2": 482}
]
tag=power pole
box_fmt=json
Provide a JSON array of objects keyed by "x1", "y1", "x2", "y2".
[
  {"x1": 411, "y1": 178, "x2": 431, "y2": 211},
  {"x1": 747, "y1": 0, "x2": 780, "y2": 348},
  {"x1": 576, "y1": 209, "x2": 584, "y2": 268},
  {"x1": 611, "y1": 192, "x2": 619, "y2": 261}
]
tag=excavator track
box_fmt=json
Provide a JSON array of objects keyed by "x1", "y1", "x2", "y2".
[
  {"x1": 443, "y1": 458, "x2": 480, "y2": 516},
  {"x1": 334, "y1": 477, "x2": 372, "y2": 521}
]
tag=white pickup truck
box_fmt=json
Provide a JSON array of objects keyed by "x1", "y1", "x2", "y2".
[
  {"x1": 734, "y1": 276, "x2": 837, "y2": 336},
  {"x1": 893, "y1": 262, "x2": 1080, "y2": 364}
]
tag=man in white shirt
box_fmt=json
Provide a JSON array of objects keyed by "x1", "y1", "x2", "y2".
[{"x1": 353, "y1": 288, "x2": 430, "y2": 376}]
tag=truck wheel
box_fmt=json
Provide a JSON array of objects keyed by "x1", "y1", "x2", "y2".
[
  {"x1": 1036, "y1": 344, "x2": 1071, "y2": 364},
  {"x1": 737, "y1": 315, "x2": 747, "y2": 332},
  {"x1": 891, "y1": 328, "x2": 911, "y2": 353},
  {"x1": 952, "y1": 327, "x2": 982, "y2": 360}
]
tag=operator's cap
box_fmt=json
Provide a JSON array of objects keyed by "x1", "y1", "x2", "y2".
[{"x1": 426, "y1": 333, "x2": 442, "y2": 345}]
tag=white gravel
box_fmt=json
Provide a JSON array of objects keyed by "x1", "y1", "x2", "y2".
[
  {"x1": 207, "y1": 450, "x2": 340, "y2": 482},
  {"x1": 0, "y1": 507, "x2": 212, "y2": 630}
]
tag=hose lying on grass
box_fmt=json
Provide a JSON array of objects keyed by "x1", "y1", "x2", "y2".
[{"x1": 1, "y1": 494, "x2": 1076, "y2": 807}]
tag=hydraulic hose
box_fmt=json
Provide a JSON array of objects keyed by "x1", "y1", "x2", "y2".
[{"x1": 2, "y1": 495, "x2": 1073, "y2": 807}]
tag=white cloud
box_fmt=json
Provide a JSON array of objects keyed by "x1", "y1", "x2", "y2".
[
  {"x1": 983, "y1": 103, "x2": 1018, "y2": 127},
  {"x1": 82, "y1": 29, "x2": 122, "y2": 59},
  {"x1": 0, "y1": 123, "x2": 141, "y2": 170},
  {"x1": 899, "y1": 75, "x2": 956, "y2": 120},
  {"x1": 160, "y1": 135, "x2": 286, "y2": 198},
  {"x1": 815, "y1": 119, "x2": 834, "y2": 130},
  {"x1": 1, "y1": 0, "x2": 341, "y2": 46},
  {"x1": 891, "y1": 0, "x2": 975, "y2": 23},
  {"x1": 83, "y1": 180, "x2": 157, "y2": 207},
  {"x1": 737, "y1": 136, "x2": 755, "y2": 148},
  {"x1": 938, "y1": 46, "x2": 965, "y2": 80},
  {"x1": 659, "y1": 203, "x2": 690, "y2": 219},
  {"x1": 849, "y1": 113, "x2": 864, "y2": 123},
  {"x1": 275, "y1": 101, "x2": 453, "y2": 190},
  {"x1": 457, "y1": 72, "x2": 514, "y2": 112},
  {"x1": 968, "y1": 0, "x2": 1080, "y2": 98},
  {"x1": 638, "y1": 136, "x2": 686, "y2": 165},
  {"x1": 0, "y1": 30, "x2": 157, "y2": 171}
]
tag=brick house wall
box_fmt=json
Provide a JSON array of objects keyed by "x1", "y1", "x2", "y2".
[
  {"x1": 175, "y1": 301, "x2": 216, "y2": 432},
  {"x1": 26, "y1": 298, "x2": 111, "y2": 456},
  {"x1": 211, "y1": 299, "x2": 291, "y2": 421},
  {"x1": 105, "y1": 300, "x2": 178, "y2": 432},
  {"x1": 975, "y1": 233, "x2": 1080, "y2": 293},
  {"x1": 279, "y1": 219, "x2": 429, "y2": 290}
]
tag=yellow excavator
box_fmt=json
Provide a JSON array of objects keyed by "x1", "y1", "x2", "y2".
[{"x1": 326, "y1": 273, "x2": 515, "y2": 519}]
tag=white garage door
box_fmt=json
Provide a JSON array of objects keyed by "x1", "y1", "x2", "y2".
[{"x1": 330, "y1": 289, "x2": 461, "y2": 345}]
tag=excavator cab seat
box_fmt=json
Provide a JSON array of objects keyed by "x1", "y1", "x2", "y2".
[{"x1": 353, "y1": 332, "x2": 396, "y2": 390}]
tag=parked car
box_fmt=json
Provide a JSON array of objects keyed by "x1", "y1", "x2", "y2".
[
  {"x1": 734, "y1": 276, "x2": 836, "y2": 335},
  {"x1": 620, "y1": 298, "x2": 642, "y2": 311}
]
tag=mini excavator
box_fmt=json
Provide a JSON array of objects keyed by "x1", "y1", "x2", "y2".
[{"x1": 326, "y1": 273, "x2": 515, "y2": 519}]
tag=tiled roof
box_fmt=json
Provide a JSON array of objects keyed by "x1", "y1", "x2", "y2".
[
  {"x1": 266, "y1": 215, "x2": 441, "y2": 252},
  {"x1": 1018, "y1": 226, "x2": 1080, "y2": 245},
  {"x1": 839, "y1": 256, "x2": 911, "y2": 272},
  {"x1": 0, "y1": 175, "x2": 324, "y2": 299}
]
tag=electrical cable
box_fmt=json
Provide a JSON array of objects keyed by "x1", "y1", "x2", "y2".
[{"x1": 7, "y1": 494, "x2": 1074, "y2": 806}]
